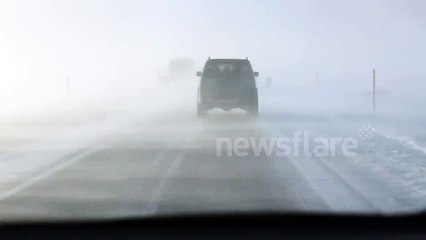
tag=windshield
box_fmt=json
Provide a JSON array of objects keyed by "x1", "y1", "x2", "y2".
[
  {"x1": 1, "y1": 0, "x2": 426, "y2": 222},
  {"x1": 202, "y1": 61, "x2": 255, "y2": 87}
]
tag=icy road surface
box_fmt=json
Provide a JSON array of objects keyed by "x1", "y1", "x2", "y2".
[{"x1": 0, "y1": 88, "x2": 426, "y2": 220}]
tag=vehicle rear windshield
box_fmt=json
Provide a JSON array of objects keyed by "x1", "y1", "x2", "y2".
[{"x1": 203, "y1": 61, "x2": 255, "y2": 83}]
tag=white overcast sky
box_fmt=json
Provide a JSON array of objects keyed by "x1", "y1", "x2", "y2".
[{"x1": 1, "y1": 0, "x2": 425, "y2": 104}]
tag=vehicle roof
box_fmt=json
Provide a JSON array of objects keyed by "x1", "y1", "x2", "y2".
[{"x1": 207, "y1": 58, "x2": 250, "y2": 63}]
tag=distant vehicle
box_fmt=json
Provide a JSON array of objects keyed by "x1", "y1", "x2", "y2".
[
  {"x1": 169, "y1": 58, "x2": 195, "y2": 79},
  {"x1": 196, "y1": 58, "x2": 259, "y2": 117},
  {"x1": 158, "y1": 58, "x2": 195, "y2": 83}
]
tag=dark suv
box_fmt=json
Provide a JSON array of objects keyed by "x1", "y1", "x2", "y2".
[{"x1": 196, "y1": 58, "x2": 259, "y2": 117}]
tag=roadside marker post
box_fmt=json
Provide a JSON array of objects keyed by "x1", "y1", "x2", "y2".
[
  {"x1": 66, "y1": 76, "x2": 70, "y2": 97},
  {"x1": 316, "y1": 72, "x2": 319, "y2": 88},
  {"x1": 372, "y1": 68, "x2": 376, "y2": 112}
]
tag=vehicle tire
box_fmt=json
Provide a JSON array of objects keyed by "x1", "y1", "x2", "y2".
[
  {"x1": 248, "y1": 104, "x2": 259, "y2": 117},
  {"x1": 197, "y1": 103, "x2": 207, "y2": 118},
  {"x1": 248, "y1": 90, "x2": 259, "y2": 116}
]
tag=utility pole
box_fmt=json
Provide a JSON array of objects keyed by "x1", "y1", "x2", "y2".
[{"x1": 372, "y1": 68, "x2": 376, "y2": 112}]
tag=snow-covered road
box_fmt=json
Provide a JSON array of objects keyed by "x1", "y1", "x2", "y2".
[{"x1": 0, "y1": 86, "x2": 425, "y2": 220}]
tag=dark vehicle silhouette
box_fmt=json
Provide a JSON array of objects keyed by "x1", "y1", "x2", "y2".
[{"x1": 196, "y1": 58, "x2": 259, "y2": 117}]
